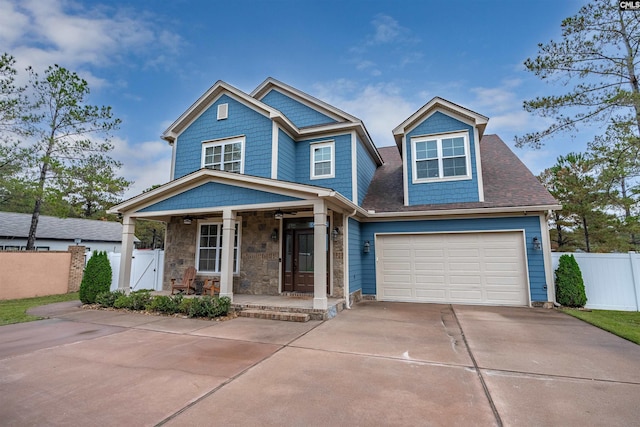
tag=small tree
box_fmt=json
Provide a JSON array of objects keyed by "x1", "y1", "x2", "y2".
[
  {"x1": 79, "y1": 251, "x2": 113, "y2": 304},
  {"x1": 555, "y1": 254, "x2": 587, "y2": 308}
]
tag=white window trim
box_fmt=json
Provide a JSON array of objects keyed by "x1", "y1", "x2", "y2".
[
  {"x1": 411, "y1": 131, "x2": 472, "y2": 184},
  {"x1": 310, "y1": 140, "x2": 335, "y2": 180},
  {"x1": 201, "y1": 136, "x2": 245, "y2": 174},
  {"x1": 195, "y1": 220, "x2": 241, "y2": 274}
]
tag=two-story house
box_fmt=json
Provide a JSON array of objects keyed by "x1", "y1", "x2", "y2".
[{"x1": 109, "y1": 78, "x2": 560, "y2": 311}]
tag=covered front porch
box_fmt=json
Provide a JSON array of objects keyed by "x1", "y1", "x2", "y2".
[{"x1": 109, "y1": 169, "x2": 359, "y2": 311}]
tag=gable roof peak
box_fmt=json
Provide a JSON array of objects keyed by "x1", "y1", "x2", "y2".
[
  {"x1": 161, "y1": 80, "x2": 292, "y2": 144},
  {"x1": 251, "y1": 77, "x2": 359, "y2": 124},
  {"x1": 392, "y1": 96, "x2": 489, "y2": 147}
]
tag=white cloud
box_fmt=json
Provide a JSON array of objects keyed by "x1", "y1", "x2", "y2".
[
  {"x1": 371, "y1": 14, "x2": 402, "y2": 44},
  {"x1": 313, "y1": 80, "x2": 416, "y2": 147},
  {"x1": 2, "y1": 0, "x2": 181, "y2": 79},
  {"x1": 110, "y1": 137, "x2": 172, "y2": 198}
]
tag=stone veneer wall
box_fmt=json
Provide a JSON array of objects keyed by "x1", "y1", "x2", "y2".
[
  {"x1": 163, "y1": 217, "x2": 198, "y2": 290},
  {"x1": 332, "y1": 212, "x2": 344, "y2": 298},
  {"x1": 236, "y1": 211, "x2": 280, "y2": 295},
  {"x1": 163, "y1": 211, "x2": 344, "y2": 297}
]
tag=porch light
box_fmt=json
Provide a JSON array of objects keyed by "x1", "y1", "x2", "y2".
[
  {"x1": 183, "y1": 216, "x2": 192, "y2": 225},
  {"x1": 74, "y1": 238, "x2": 81, "y2": 245},
  {"x1": 271, "y1": 229, "x2": 278, "y2": 242},
  {"x1": 532, "y1": 236, "x2": 542, "y2": 251},
  {"x1": 274, "y1": 210, "x2": 284, "y2": 220},
  {"x1": 332, "y1": 227, "x2": 339, "y2": 241},
  {"x1": 363, "y1": 240, "x2": 370, "y2": 253}
]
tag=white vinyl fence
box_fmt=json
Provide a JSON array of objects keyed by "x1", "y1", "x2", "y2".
[
  {"x1": 106, "y1": 249, "x2": 165, "y2": 292},
  {"x1": 551, "y1": 252, "x2": 640, "y2": 311}
]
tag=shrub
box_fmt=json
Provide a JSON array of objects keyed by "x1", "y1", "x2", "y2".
[
  {"x1": 178, "y1": 296, "x2": 231, "y2": 318},
  {"x1": 555, "y1": 254, "x2": 587, "y2": 307},
  {"x1": 95, "y1": 290, "x2": 125, "y2": 308},
  {"x1": 147, "y1": 294, "x2": 183, "y2": 314},
  {"x1": 113, "y1": 290, "x2": 152, "y2": 310},
  {"x1": 79, "y1": 251, "x2": 112, "y2": 304}
]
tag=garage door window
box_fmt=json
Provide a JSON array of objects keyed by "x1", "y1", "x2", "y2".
[{"x1": 412, "y1": 131, "x2": 471, "y2": 183}]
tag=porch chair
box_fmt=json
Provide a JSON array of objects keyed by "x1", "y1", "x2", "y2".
[
  {"x1": 202, "y1": 277, "x2": 220, "y2": 296},
  {"x1": 171, "y1": 266, "x2": 197, "y2": 295}
]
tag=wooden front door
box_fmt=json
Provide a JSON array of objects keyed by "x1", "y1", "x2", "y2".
[{"x1": 282, "y1": 228, "x2": 329, "y2": 293}]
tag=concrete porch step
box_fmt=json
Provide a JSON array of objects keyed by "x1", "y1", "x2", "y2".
[{"x1": 238, "y1": 309, "x2": 310, "y2": 322}]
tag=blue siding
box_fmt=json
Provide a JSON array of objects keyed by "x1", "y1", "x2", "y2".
[
  {"x1": 174, "y1": 95, "x2": 273, "y2": 179},
  {"x1": 296, "y1": 134, "x2": 353, "y2": 200},
  {"x1": 356, "y1": 135, "x2": 377, "y2": 206},
  {"x1": 347, "y1": 217, "x2": 363, "y2": 293},
  {"x1": 261, "y1": 89, "x2": 337, "y2": 128},
  {"x1": 406, "y1": 111, "x2": 479, "y2": 205},
  {"x1": 277, "y1": 128, "x2": 296, "y2": 182},
  {"x1": 359, "y1": 216, "x2": 547, "y2": 302},
  {"x1": 139, "y1": 182, "x2": 302, "y2": 212}
]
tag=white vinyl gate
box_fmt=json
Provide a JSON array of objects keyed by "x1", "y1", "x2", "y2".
[{"x1": 106, "y1": 249, "x2": 165, "y2": 291}]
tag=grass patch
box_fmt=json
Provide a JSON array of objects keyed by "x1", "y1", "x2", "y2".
[
  {"x1": 561, "y1": 308, "x2": 640, "y2": 345},
  {"x1": 0, "y1": 293, "x2": 79, "y2": 326}
]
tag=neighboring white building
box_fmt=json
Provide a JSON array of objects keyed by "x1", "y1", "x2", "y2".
[{"x1": 0, "y1": 211, "x2": 133, "y2": 252}]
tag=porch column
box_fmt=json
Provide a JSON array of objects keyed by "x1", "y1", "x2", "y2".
[
  {"x1": 219, "y1": 208, "x2": 236, "y2": 301},
  {"x1": 313, "y1": 201, "x2": 328, "y2": 309},
  {"x1": 118, "y1": 215, "x2": 136, "y2": 293}
]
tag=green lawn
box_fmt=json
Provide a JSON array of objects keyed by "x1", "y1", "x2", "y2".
[
  {"x1": 562, "y1": 308, "x2": 640, "y2": 345},
  {"x1": 0, "y1": 293, "x2": 79, "y2": 326}
]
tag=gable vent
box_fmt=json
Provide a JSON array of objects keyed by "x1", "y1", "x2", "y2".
[{"x1": 217, "y1": 103, "x2": 228, "y2": 120}]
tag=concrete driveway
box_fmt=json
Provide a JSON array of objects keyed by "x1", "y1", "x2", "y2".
[{"x1": 1, "y1": 301, "x2": 639, "y2": 426}]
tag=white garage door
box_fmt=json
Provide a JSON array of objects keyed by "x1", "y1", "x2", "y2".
[{"x1": 376, "y1": 232, "x2": 529, "y2": 306}]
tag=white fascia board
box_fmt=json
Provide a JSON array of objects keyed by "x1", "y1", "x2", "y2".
[
  {"x1": 402, "y1": 135, "x2": 409, "y2": 206},
  {"x1": 251, "y1": 78, "x2": 358, "y2": 123},
  {"x1": 108, "y1": 169, "x2": 357, "y2": 215},
  {"x1": 360, "y1": 204, "x2": 563, "y2": 221},
  {"x1": 271, "y1": 122, "x2": 279, "y2": 180},
  {"x1": 351, "y1": 130, "x2": 358, "y2": 205},
  {"x1": 161, "y1": 81, "x2": 283, "y2": 143},
  {"x1": 474, "y1": 127, "x2": 485, "y2": 202}
]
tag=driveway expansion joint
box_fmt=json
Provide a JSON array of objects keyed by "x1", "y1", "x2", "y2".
[{"x1": 451, "y1": 305, "x2": 504, "y2": 427}]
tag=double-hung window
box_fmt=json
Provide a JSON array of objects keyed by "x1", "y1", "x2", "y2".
[
  {"x1": 202, "y1": 137, "x2": 244, "y2": 173},
  {"x1": 412, "y1": 131, "x2": 470, "y2": 182},
  {"x1": 196, "y1": 222, "x2": 240, "y2": 273},
  {"x1": 310, "y1": 141, "x2": 334, "y2": 179}
]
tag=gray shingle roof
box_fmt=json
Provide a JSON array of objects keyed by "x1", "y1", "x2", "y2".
[
  {"x1": 362, "y1": 134, "x2": 559, "y2": 213},
  {"x1": 0, "y1": 211, "x2": 125, "y2": 242}
]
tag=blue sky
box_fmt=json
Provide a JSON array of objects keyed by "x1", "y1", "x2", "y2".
[{"x1": 1, "y1": 0, "x2": 589, "y2": 198}]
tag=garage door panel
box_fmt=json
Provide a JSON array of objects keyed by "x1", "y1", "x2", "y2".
[
  {"x1": 415, "y1": 289, "x2": 447, "y2": 299},
  {"x1": 382, "y1": 273, "x2": 412, "y2": 283},
  {"x1": 382, "y1": 288, "x2": 413, "y2": 298},
  {"x1": 415, "y1": 275, "x2": 446, "y2": 285},
  {"x1": 377, "y1": 232, "x2": 528, "y2": 306},
  {"x1": 449, "y1": 262, "x2": 481, "y2": 272},
  {"x1": 449, "y1": 289, "x2": 483, "y2": 300},
  {"x1": 448, "y1": 275, "x2": 483, "y2": 285},
  {"x1": 414, "y1": 262, "x2": 445, "y2": 272},
  {"x1": 484, "y1": 262, "x2": 519, "y2": 272}
]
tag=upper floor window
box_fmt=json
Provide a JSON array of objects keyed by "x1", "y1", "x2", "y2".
[
  {"x1": 411, "y1": 131, "x2": 471, "y2": 183},
  {"x1": 310, "y1": 141, "x2": 334, "y2": 179},
  {"x1": 202, "y1": 137, "x2": 245, "y2": 173}
]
